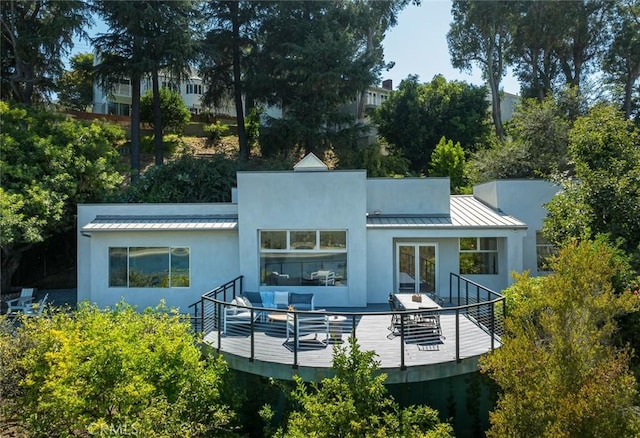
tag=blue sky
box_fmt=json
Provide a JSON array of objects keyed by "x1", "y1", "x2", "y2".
[{"x1": 382, "y1": 1, "x2": 520, "y2": 94}]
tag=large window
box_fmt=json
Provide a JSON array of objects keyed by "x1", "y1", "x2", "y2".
[
  {"x1": 536, "y1": 232, "x2": 557, "y2": 272},
  {"x1": 109, "y1": 247, "x2": 190, "y2": 288},
  {"x1": 459, "y1": 237, "x2": 498, "y2": 275},
  {"x1": 260, "y1": 230, "x2": 347, "y2": 286}
]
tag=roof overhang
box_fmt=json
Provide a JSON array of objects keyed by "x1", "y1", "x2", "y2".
[
  {"x1": 81, "y1": 215, "x2": 238, "y2": 233},
  {"x1": 367, "y1": 196, "x2": 526, "y2": 230}
]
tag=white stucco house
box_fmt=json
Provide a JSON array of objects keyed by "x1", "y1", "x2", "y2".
[{"x1": 77, "y1": 154, "x2": 559, "y2": 313}]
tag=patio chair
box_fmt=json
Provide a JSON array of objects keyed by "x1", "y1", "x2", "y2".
[
  {"x1": 286, "y1": 311, "x2": 329, "y2": 348},
  {"x1": 310, "y1": 270, "x2": 335, "y2": 286},
  {"x1": 223, "y1": 296, "x2": 260, "y2": 334},
  {"x1": 6, "y1": 288, "x2": 36, "y2": 314},
  {"x1": 387, "y1": 294, "x2": 403, "y2": 338},
  {"x1": 21, "y1": 293, "x2": 48, "y2": 317}
]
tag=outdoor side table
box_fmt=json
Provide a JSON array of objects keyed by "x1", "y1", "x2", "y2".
[{"x1": 327, "y1": 315, "x2": 347, "y2": 343}]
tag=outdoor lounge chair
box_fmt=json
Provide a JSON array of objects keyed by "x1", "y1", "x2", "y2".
[
  {"x1": 223, "y1": 296, "x2": 260, "y2": 334},
  {"x1": 310, "y1": 270, "x2": 335, "y2": 286},
  {"x1": 286, "y1": 311, "x2": 329, "y2": 348},
  {"x1": 20, "y1": 293, "x2": 48, "y2": 317},
  {"x1": 6, "y1": 288, "x2": 36, "y2": 314}
]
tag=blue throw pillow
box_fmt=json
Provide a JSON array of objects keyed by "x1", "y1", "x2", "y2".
[
  {"x1": 260, "y1": 291, "x2": 276, "y2": 309},
  {"x1": 243, "y1": 291, "x2": 263, "y2": 307}
]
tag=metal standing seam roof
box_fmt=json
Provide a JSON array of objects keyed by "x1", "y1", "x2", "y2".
[
  {"x1": 81, "y1": 215, "x2": 238, "y2": 232},
  {"x1": 367, "y1": 195, "x2": 526, "y2": 229}
]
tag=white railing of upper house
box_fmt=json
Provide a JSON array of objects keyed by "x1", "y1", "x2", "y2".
[{"x1": 189, "y1": 274, "x2": 505, "y2": 370}]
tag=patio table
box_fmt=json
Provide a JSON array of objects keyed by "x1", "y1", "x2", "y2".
[{"x1": 394, "y1": 293, "x2": 441, "y2": 310}]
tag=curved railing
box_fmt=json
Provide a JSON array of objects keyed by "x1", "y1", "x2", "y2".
[{"x1": 191, "y1": 274, "x2": 505, "y2": 371}]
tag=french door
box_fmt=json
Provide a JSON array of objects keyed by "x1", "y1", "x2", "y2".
[{"x1": 396, "y1": 243, "x2": 437, "y2": 294}]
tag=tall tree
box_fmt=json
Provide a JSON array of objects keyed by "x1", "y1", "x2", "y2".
[
  {"x1": 603, "y1": 0, "x2": 640, "y2": 119},
  {"x1": 543, "y1": 104, "x2": 640, "y2": 265},
  {"x1": 510, "y1": 0, "x2": 612, "y2": 104},
  {"x1": 0, "y1": 0, "x2": 91, "y2": 104},
  {"x1": 448, "y1": 0, "x2": 514, "y2": 141},
  {"x1": 374, "y1": 74, "x2": 489, "y2": 174},
  {"x1": 56, "y1": 52, "x2": 94, "y2": 111},
  {"x1": 93, "y1": 1, "x2": 151, "y2": 183},
  {"x1": 251, "y1": 1, "x2": 381, "y2": 156},
  {"x1": 200, "y1": 1, "x2": 261, "y2": 162},
  {"x1": 347, "y1": 0, "x2": 415, "y2": 122},
  {"x1": 481, "y1": 239, "x2": 640, "y2": 437},
  {"x1": 141, "y1": 0, "x2": 199, "y2": 166},
  {"x1": 0, "y1": 102, "x2": 124, "y2": 291},
  {"x1": 509, "y1": 0, "x2": 564, "y2": 100}
]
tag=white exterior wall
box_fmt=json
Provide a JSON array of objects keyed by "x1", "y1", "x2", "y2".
[
  {"x1": 474, "y1": 180, "x2": 559, "y2": 276},
  {"x1": 237, "y1": 170, "x2": 368, "y2": 307},
  {"x1": 366, "y1": 228, "x2": 525, "y2": 303},
  {"x1": 78, "y1": 203, "x2": 239, "y2": 311},
  {"x1": 366, "y1": 232, "x2": 459, "y2": 304},
  {"x1": 367, "y1": 178, "x2": 450, "y2": 215}
]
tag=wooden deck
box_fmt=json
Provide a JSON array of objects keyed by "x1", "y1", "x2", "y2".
[{"x1": 202, "y1": 309, "x2": 501, "y2": 382}]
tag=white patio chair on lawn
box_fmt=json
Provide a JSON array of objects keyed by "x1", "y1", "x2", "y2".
[{"x1": 6, "y1": 288, "x2": 36, "y2": 314}]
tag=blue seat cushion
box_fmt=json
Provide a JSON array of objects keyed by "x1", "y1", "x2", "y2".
[
  {"x1": 242, "y1": 291, "x2": 263, "y2": 307},
  {"x1": 289, "y1": 292, "x2": 313, "y2": 310}
]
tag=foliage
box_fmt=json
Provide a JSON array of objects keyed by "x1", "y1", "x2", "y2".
[
  {"x1": 244, "y1": 107, "x2": 262, "y2": 150},
  {"x1": 0, "y1": 0, "x2": 91, "y2": 104},
  {"x1": 603, "y1": 0, "x2": 640, "y2": 120},
  {"x1": 282, "y1": 336, "x2": 454, "y2": 437},
  {"x1": 481, "y1": 239, "x2": 640, "y2": 437},
  {"x1": 510, "y1": 1, "x2": 612, "y2": 102},
  {"x1": 543, "y1": 104, "x2": 640, "y2": 265},
  {"x1": 204, "y1": 121, "x2": 231, "y2": 147},
  {"x1": 0, "y1": 302, "x2": 236, "y2": 437},
  {"x1": 57, "y1": 52, "x2": 94, "y2": 111},
  {"x1": 430, "y1": 136, "x2": 466, "y2": 193},
  {"x1": 0, "y1": 102, "x2": 124, "y2": 290},
  {"x1": 140, "y1": 134, "x2": 185, "y2": 156},
  {"x1": 125, "y1": 154, "x2": 238, "y2": 203},
  {"x1": 251, "y1": 1, "x2": 383, "y2": 156},
  {"x1": 467, "y1": 90, "x2": 578, "y2": 184},
  {"x1": 200, "y1": 1, "x2": 260, "y2": 161},
  {"x1": 374, "y1": 74, "x2": 489, "y2": 174},
  {"x1": 342, "y1": 140, "x2": 410, "y2": 177},
  {"x1": 140, "y1": 87, "x2": 191, "y2": 134},
  {"x1": 448, "y1": 0, "x2": 515, "y2": 140}
]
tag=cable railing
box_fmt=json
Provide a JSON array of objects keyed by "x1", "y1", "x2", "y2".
[{"x1": 190, "y1": 274, "x2": 505, "y2": 371}]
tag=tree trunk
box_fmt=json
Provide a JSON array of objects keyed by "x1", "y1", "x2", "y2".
[
  {"x1": 230, "y1": 1, "x2": 248, "y2": 162},
  {"x1": 1, "y1": 245, "x2": 28, "y2": 292},
  {"x1": 356, "y1": 28, "x2": 376, "y2": 123},
  {"x1": 623, "y1": 67, "x2": 635, "y2": 119},
  {"x1": 130, "y1": 72, "x2": 141, "y2": 183},
  {"x1": 152, "y1": 68, "x2": 164, "y2": 166},
  {"x1": 486, "y1": 49, "x2": 504, "y2": 142}
]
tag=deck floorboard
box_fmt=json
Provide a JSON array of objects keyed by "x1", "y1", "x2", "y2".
[{"x1": 203, "y1": 312, "x2": 499, "y2": 371}]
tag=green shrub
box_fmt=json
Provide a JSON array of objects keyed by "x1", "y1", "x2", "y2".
[
  {"x1": 204, "y1": 121, "x2": 230, "y2": 147},
  {"x1": 0, "y1": 302, "x2": 236, "y2": 437},
  {"x1": 140, "y1": 134, "x2": 184, "y2": 156}
]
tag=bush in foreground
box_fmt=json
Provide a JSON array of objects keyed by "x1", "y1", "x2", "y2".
[{"x1": 0, "y1": 301, "x2": 236, "y2": 437}]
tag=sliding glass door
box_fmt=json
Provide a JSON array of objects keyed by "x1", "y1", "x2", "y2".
[{"x1": 396, "y1": 244, "x2": 437, "y2": 293}]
